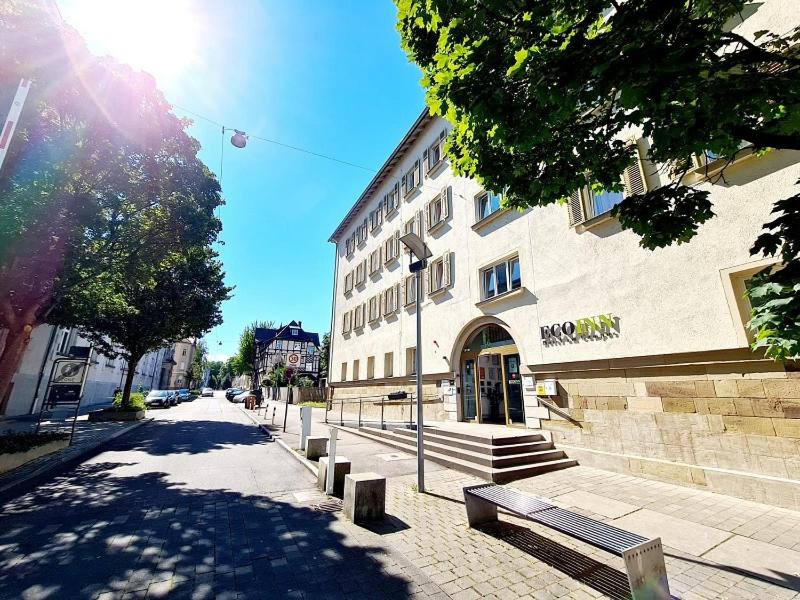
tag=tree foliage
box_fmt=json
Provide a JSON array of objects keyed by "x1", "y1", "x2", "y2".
[
  {"x1": 0, "y1": 0, "x2": 231, "y2": 407},
  {"x1": 319, "y1": 332, "x2": 330, "y2": 379},
  {"x1": 231, "y1": 321, "x2": 274, "y2": 379},
  {"x1": 396, "y1": 0, "x2": 800, "y2": 360}
]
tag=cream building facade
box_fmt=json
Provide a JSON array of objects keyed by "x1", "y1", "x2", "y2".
[{"x1": 328, "y1": 0, "x2": 800, "y2": 511}]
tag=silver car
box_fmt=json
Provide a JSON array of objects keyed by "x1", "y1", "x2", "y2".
[{"x1": 145, "y1": 390, "x2": 174, "y2": 408}]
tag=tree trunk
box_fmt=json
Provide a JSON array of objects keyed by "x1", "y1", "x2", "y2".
[
  {"x1": 0, "y1": 324, "x2": 34, "y2": 415},
  {"x1": 121, "y1": 354, "x2": 141, "y2": 409}
]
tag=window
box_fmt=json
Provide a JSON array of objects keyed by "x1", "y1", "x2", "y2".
[
  {"x1": 406, "y1": 347, "x2": 417, "y2": 376},
  {"x1": 427, "y1": 252, "x2": 452, "y2": 295},
  {"x1": 354, "y1": 259, "x2": 367, "y2": 286},
  {"x1": 368, "y1": 247, "x2": 382, "y2": 276},
  {"x1": 404, "y1": 212, "x2": 420, "y2": 237},
  {"x1": 367, "y1": 356, "x2": 375, "y2": 379},
  {"x1": 475, "y1": 190, "x2": 503, "y2": 222},
  {"x1": 345, "y1": 233, "x2": 356, "y2": 257},
  {"x1": 368, "y1": 294, "x2": 381, "y2": 323},
  {"x1": 344, "y1": 271, "x2": 354, "y2": 294},
  {"x1": 568, "y1": 140, "x2": 649, "y2": 225},
  {"x1": 401, "y1": 160, "x2": 421, "y2": 198},
  {"x1": 352, "y1": 359, "x2": 360, "y2": 381},
  {"x1": 341, "y1": 362, "x2": 347, "y2": 381},
  {"x1": 384, "y1": 352, "x2": 394, "y2": 378},
  {"x1": 357, "y1": 219, "x2": 368, "y2": 245},
  {"x1": 383, "y1": 230, "x2": 400, "y2": 264},
  {"x1": 403, "y1": 274, "x2": 417, "y2": 306},
  {"x1": 57, "y1": 330, "x2": 69, "y2": 355},
  {"x1": 382, "y1": 283, "x2": 400, "y2": 316},
  {"x1": 353, "y1": 303, "x2": 366, "y2": 329},
  {"x1": 383, "y1": 182, "x2": 400, "y2": 216},
  {"x1": 426, "y1": 187, "x2": 450, "y2": 231},
  {"x1": 369, "y1": 203, "x2": 383, "y2": 231},
  {"x1": 182, "y1": 348, "x2": 187, "y2": 356},
  {"x1": 423, "y1": 129, "x2": 447, "y2": 176},
  {"x1": 481, "y1": 256, "x2": 521, "y2": 300},
  {"x1": 290, "y1": 328, "x2": 298, "y2": 336}
]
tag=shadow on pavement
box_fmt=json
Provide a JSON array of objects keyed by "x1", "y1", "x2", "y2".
[
  {"x1": 479, "y1": 520, "x2": 632, "y2": 600},
  {"x1": 0, "y1": 460, "x2": 424, "y2": 599}
]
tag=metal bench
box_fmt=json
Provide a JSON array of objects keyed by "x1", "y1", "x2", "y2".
[{"x1": 464, "y1": 484, "x2": 670, "y2": 600}]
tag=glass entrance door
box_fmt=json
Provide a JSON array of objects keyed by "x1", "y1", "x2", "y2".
[
  {"x1": 504, "y1": 354, "x2": 525, "y2": 424},
  {"x1": 461, "y1": 359, "x2": 477, "y2": 421},
  {"x1": 478, "y1": 354, "x2": 506, "y2": 424}
]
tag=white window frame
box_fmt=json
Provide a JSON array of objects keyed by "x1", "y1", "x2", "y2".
[
  {"x1": 423, "y1": 129, "x2": 447, "y2": 177},
  {"x1": 406, "y1": 347, "x2": 417, "y2": 376},
  {"x1": 368, "y1": 294, "x2": 381, "y2": 323},
  {"x1": 402, "y1": 159, "x2": 421, "y2": 198},
  {"x1": 368, "y1": 247, "x2": 382, "y2": 276},
  {"x1": 342, "y1": 310, "x2": 352, "y2": 334},
  {"x1": 354, "y1": 259, "x2": 367, "y2": 287},
  {"x1": 383, "y1": 230, "x2": 401, "y2": 265},
  {"x1": 383, "y1": 182, "x2": 400, "y2": 217},
  {"x1": 480, "y1": 255, "x2": 522, "y2": 301},
  {"x1": 474, "y1": 190, "x2": 504, "y2": 223},
  {"x1": 425, "y1": 186, "x2": 450, "y2": 232},
  {"x1": 403, "y1": 274, "x2": 417, "y2": 306},
  {"x1": 344, "y1": 271, "x2": 354, "y2": 294},
  {"x1": 427, "y1": 251, "x2": 452, "y2": 296},
  {"x1": 382, "y1": 283, "x2": 401, "y2": 316},
  {"x1": 353, "y1": 303, "x2": 366, "y2": 330}
]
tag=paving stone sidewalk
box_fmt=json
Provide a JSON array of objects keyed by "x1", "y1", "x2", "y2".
[
  {"x1": 0, "y1": 417, "x2": 149, "y2": 496},
  {"x1": 248, "y1": 400, "x2": 800, "y2": 599}
]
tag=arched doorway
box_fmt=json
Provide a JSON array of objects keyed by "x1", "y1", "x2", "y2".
[{"x1": 459, "y1": 323, "x2": 525, "y2": 426}]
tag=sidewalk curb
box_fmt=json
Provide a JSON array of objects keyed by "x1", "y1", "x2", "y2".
[
  {"x1": 0, "y1": 418, "x2": 152, "y2": 497},
  {"x1": 234, "y1": 404, "x2": 319, "y2": 477}
]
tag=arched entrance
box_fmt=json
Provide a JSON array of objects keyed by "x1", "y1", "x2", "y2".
[{"x1": 458, "y1": 323, "x2": 525, "y2": 426}]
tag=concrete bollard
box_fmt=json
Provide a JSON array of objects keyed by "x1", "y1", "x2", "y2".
[
  {"x1": 343, "y1": 472, "x2": 386, "y2": 524},
  {"x1": 317, "y1": 456, "x2": 351, "y2": 496},
  {"x1": 305, "y1": 436, "x2": 328, "y2": 461}
]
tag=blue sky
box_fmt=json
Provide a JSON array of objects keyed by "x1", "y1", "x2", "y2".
[{"x1": 57, "y1": 0, "x2": 425, "y2": 361}]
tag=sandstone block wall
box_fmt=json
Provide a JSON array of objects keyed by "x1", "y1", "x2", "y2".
[{"x1": 536, "y1": 362, "x2": 800, "y2": 509}]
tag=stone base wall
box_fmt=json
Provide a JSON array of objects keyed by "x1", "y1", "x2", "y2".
[{"x1": 535, "y1": 357, "x2": 800, "y2": 509}]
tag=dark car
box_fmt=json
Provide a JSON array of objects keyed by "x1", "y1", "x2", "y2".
[
  {"x1": 177, "y1": 389, "x2": 191, "y2": 402},
  {"x1": 225, "y1": 387, "x2": 243, "y2": 401},
  {"x1": 145, "y1": 390, "x2": 174, "y2": 408}
]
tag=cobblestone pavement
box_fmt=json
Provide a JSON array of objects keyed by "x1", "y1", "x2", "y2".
[
  {"x1": 0, "y1": 395, "x2": 447, "y2": 599},
  {"x1": 246, "y1": 400, "x2": 800, "y2": 599}
]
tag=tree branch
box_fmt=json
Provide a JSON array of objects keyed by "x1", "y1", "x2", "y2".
[{"x1": 730, "y1": 125, "x2": 800, "y2": 150}]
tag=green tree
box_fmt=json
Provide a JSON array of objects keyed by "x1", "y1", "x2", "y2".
[
  {"x1": 231, "y1": 321, "x2": 274, "y2": 383},
  {"x1": 396, "y1": 0, "x2": 800, "y2": 359},
  {"x1": 319, "y1": 332, "x2": 330, "y2": 379},
  {"x1": 55, "y1": 248, "x2": 231, "y2": 406},
  {"x1": 206, "y1": 359, "x2": 224, "y2": 388},
  {"x1": 191, "y1": 340, "x2": 208, "y2": 387},
  {"x1": 0, "y1": 0, "x2": 228, "y2": 408}
]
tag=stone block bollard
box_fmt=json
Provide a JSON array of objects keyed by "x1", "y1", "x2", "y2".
[
  {"x1": 343, "y1": 472, "x2": 386, "y2": 524},
  {"x1": 317, "y1": 456, "x2": 351, "y2": 496},
  {"x1": 305, "y1": 436, "x2": 328, "y2": 461}
]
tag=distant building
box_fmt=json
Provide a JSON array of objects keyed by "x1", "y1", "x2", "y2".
[
  {"x1": 157, "y1": 339, "x2": 196, "y2": 389},
  {"x1": 255, "y1": 321, "x2": 320, "y2": 384}
]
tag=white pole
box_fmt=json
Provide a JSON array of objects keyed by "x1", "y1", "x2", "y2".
[
  {"x1": 0, "y1": 79, "x2": 31, "y2": 172},
  {"x1": 326, "y1": 426, "x2": 338, "y2": 495},
  {"x1": 415, "y1": 267, "x2": 425, "y2": 493}
]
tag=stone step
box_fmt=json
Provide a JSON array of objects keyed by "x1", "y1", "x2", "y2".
[
  {"x1": 353, "y1": 426, "x2": 577, "y2": 483},
  {"x1": 362, "y1": 427, "x2": 565, "y2": 468},
  {"x1": 387, "y1": 426, "x2": 554, "y2": 456},
  {"x1": 394, "y1": 425, "x2": 547, "y2": 446}
]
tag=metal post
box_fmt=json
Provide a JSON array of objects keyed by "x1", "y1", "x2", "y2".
[
  {"x1": 381, "y1": 396, "x2": 385, "y2": 430},
  {"x1": 340, "y1": 397, "x2": 344, "y2": 425},
  {"x1": 415, "y1": 267, "x2": 425, "y2": 493},
  {"x1": 272, "y1": 406, "x2": 276, "y2": 424},
  {"x1": 358, "y1": 396, "x2": 362, "y2": 428},
  {"x1": 283, "y1": 386, "x2": 291, "y2": 432}
]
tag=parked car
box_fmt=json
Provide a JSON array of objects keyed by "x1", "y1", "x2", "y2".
[
  {"x1": 231, "y1": 390, "x2": 254, "y2": 404},
  {"x1": 177, "y1": 388, "x2": 191, "y2": 402},
  {"x1": 225, "y1": 387, "x2": 243, "y2": 401},
  {"x1": 201, "y1": 387, "x2": 214, "y2": 397},
  {"x1": 145, "y1": 390, "x2": 174, "y2": 408}
]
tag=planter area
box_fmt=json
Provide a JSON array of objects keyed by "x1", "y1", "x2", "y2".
[
  {"x1": 88, "y1": 409, "x2": 146, "y2": 422},
  {"x1": 0, "y1": 438, "x2": 70, "y2": 475}
]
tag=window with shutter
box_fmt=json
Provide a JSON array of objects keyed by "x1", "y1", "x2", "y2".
[
  {"x1": 442, "y1": 251, "x2": 452, "y2": 288},
  {"x1": 568, "y1": 189, "x2": 586, "y2": 226},
  {"x1": 403, "y1": 274, "x2": 417, "y2": 306},
  {"x1": 422, "y1": 148, "x2": 430, "y2": 177},
  {"x1": 622, "y1": 141, "x2": 649, "y2": 197},
  {"x1": 393, "y1": 282, "x2": 401, "y2": 312},
  {"x1": 394, "y1": 230, "x2": 401, "y2": 259}
]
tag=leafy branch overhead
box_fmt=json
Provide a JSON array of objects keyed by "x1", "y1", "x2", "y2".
[{"x1": 396, "y1": 0, "x2": 800, "y2": 360}]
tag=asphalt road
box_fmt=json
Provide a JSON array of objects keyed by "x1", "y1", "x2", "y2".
[{"x1": 0, "y1": 393, "x2": 330, "y2": 599}]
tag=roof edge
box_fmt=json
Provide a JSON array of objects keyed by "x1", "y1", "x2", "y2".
[{"x1": 328, "y1": 107, "x2": 433, "y2": 243}]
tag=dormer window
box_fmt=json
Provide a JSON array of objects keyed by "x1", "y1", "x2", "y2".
[{"x1": 290, "y1": 328, "x2": 299, "y2": 336}]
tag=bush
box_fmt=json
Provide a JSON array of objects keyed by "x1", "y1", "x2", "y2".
[
  {"x1": 190, "y1": 389, "x2": 201, "y2": 396},
  {"x1": 297, "y1": 401, "x2": 327, "y2": 409},
  {"x1": 112, "y1": 392, "x2": 147, "y2": 412},
  {"x1": 0, "y1": 432, "x2": 69, "y2": 455}
]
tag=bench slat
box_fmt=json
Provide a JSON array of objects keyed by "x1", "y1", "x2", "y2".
[
  {"x1": 467, "y1": 484, "x2": 554, "y2": 516},
  {"x1": 529, "y1": 507, "x2": 646, "y2": 554}
]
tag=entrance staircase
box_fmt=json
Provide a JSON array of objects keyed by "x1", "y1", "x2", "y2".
[{"x1": 351, "y1": 425, "x2": 576, "y2": 484}]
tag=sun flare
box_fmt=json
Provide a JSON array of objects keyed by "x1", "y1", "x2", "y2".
[{"x1": 58, "y1": 0, "x2": 201, "y2": 84}]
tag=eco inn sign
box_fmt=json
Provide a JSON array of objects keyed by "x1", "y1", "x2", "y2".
[{"x1": 540, "y1": 313, "x2": 618, "y2": 344}]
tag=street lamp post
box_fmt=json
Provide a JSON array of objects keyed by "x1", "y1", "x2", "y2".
[{"x1": 399, "y1": 232, "x2": 432, "y2": 493}]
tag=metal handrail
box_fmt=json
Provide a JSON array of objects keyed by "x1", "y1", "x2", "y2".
[{"x1": 537, "y1": 397, "x2": 583, "y2": 428}]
